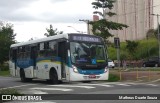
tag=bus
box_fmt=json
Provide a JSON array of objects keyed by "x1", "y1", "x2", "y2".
[{"x1": 9, "y1": 33, "x2": 109, "y2": 84}]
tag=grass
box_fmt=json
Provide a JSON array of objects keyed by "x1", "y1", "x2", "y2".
[
  {"x1": 110, "y1": 67, "x2": 160, "y2": 71},
  {"x1": 107, "y1": 74, "x2": 120, "y2": 82},
  {"x1": 0, "y1": 88, "x2": 22, "y2": 102},
  {"x1": 0, "y1": 70, "x2": 10, "y2": 76},
  {"x1": 108, "y1": 38, "x2": 159, "y2": 60},
  {"x1": 0, "y1": 88, "x2": 20, "y2": 94}
]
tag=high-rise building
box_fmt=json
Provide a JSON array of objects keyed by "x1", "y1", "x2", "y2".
[{"x1": 107, "y1": 0, "x2": 154, "y2": 42}]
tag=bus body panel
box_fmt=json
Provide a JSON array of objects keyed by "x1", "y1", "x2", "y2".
[
  {"x1": 36, "y1": 61, "x2": 61, "y2": 79},
  {"x1": 9, "y1": 60, "x2": 16, "y2": 76},
  {"x1": 9, "y1": 33, "x2": 109, "y2": 82},
  {"x1": 23, "y1": 67, "x2": 34, "y2": 78},
  {"x1": 69, "y1": 67, "x2": 109, "y2": 81}
]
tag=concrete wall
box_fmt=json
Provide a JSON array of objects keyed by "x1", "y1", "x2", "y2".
[{"x1": 107, "y1": 0, "x2": 154, "y2": 42}]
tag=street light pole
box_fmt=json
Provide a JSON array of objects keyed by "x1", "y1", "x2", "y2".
[
  {"x1": 79, "y1": 19, "x2": 90, "y2": 34},
  {"x1": 151, "y1": 14, "x2": 160, "y2": 61},
  {"x1": 67, "y1": 26, "x2": 82, "y2": 33}
]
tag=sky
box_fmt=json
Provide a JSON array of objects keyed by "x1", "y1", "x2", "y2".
[{"x1": 0, "y1": 0, "x2": 94, "y2": 42}]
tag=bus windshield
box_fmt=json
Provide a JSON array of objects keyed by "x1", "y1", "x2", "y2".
[{"x1": 70, "y1": 42, "x2": 106, "y2": 65}]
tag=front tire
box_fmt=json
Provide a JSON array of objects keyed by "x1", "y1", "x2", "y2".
[
  {"x1": 50, "y1": 69, "x2": 59, "y2": 84},
  {"x1": 82, "y1": 81, "x2": 91, "y2": 83}
]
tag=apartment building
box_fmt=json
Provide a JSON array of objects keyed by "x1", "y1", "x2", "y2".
[{"x1": 106, "y1": 0, "x2": 154, "y2": 42}]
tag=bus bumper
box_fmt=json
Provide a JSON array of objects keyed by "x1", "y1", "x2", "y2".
[{"x1": 69, "y1": 69, "x2": 109, "y2": 81}]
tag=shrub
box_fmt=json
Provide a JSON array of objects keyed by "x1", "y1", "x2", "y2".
[
  {"x1": 0, "y1": 64, "x2": 9, "y2": 71},
  {"x1": 0, "y1": 88, "x2": 20, "y2": 94},
  {"x1": 107, "y1": 74, "x2": 120, "y2": 82}
]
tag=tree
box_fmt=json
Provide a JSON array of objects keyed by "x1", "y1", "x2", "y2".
[
  {"x1": 154, "y1": 24, "x2": 160, "y2": 39},
  {"x1": 146, "y1": 29, "x2": 156, "y2": 39},
  {"x1": 44, "y1": 24, "x2": 63, "y2": 37},
  {"x1": 125, "y1": 40, "x2": 139, "y2": 60},
  {"x1": 90, "y1": 0, "x2": 128, "y2": 42},
  {"x1": 0, "y1": 22, "x2": 16, "y2": 65}
]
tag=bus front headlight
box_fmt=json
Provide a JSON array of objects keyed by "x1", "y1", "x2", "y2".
[
  {"x1": 104, "y1": 67, "x2": 108, "y2": 73},
  {"x1": 72, "y1": 65, "x2": 78, "y2": 73}
]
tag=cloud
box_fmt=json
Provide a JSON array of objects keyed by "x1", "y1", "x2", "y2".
[
  {"x1": 0, "y1": 0, "x2": 38, "y2": 21},
  {"x1": 0, "y1": 0, "x2": 36, "y2": 9},
  {"x1": 0, "y1": 0, "x2": 94, "y2": 23},
  {"x1": 0, "y1": 0, "x2": 95, "y2": 42},
  {"x1": 49, "y1": 0, "x2": 69, "y2": 3}
]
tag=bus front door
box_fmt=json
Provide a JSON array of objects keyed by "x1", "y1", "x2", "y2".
[{"x1": 58, "y1": 41, "x2": 67, "y2": 79}]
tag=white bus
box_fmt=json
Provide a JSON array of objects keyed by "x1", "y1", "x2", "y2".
[{"x1": 9, "y1": 33, "x2": 109, "y2": 84}]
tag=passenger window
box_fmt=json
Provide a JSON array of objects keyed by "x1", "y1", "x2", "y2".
[
  {"x1": 40, "y1": 43, "x2": 44, "y2": 50},
  {"x1": 49, "y1": 41, "x2": 57, "y2": 56}
]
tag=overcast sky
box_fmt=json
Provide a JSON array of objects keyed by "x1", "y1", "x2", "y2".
[{"x1": 0, "y1": 0, "x2": 94, "y2": 42}]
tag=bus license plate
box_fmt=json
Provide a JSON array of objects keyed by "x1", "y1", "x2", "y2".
[{"x1": 89, "y1": 75, "x2": 96, "y2": 78}]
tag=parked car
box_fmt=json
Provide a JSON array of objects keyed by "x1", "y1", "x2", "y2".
[
  {"x1": 142, "y1": 56, "x2": 160, "y2": 67},
  {"x1": 108, "y1": 59, "x2": 115, "y2": 68}
]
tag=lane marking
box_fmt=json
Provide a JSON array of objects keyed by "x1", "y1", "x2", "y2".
[
  {"x1": 31, "y1": 87, "x2": 73, "y2": 91},
  {"x1": 124, "y1": 83, "x2": 138, "y2": 85},
  {"x1": 28, "y1": 89, "x2": 48, "y2": 94},
  {"x1": 101, "y1": 82, "x2": 121, "y2": 84},
  {"x1": 148, "y1": 79, "x2": 160, "y2": 83},
  {"x1": 146, "y1": 84, "x2": 158, "y2": 87},
  {"x1": 78, "y1": 83, "x2": 113, "y2": 87},
  {"x1": 31, "y1": 101, "x2": 56, "y2": 103},
  {"x1": 29, "y1": 102, "x2": 55, "y2": 103},
  {"x1": 115, "y1": 84, "x2": 130, "y2": 86},
  {"x1": 1, "y1": 84, "x2": 37, "y2": 89},
  {"x1": 48, "y1": 85, "x2": 95, "y2": 89}
]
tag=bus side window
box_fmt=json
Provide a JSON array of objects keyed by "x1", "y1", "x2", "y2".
[
  {"x1": 44, "y1": 42, "x2": 49, "y2": 49},
  {"x1": 12, "y1": 49, "x2": 17, "y2": 61},
  {"x1": 30, "y1": 46, "x2": 37, "y2": 59},
  {"x1": 38, "y1": 43, "x2": 45, "y2": 58},
  {"x1": 17, "y1": 47, "x2": 22, "y2": 59},
  {"x1": 44, "y1": 42, "x2": 49, "y2": 57},
  {"x1": 49, "y1": 41, "x2": 57, "y2": 57},
  {"x1": 25, "y1": 46, "x2": 30, "y2": 58}
]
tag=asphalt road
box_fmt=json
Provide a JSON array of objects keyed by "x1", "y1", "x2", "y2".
[{"x1": 0, "y1": 76, "x2": 160, "y2": 103}]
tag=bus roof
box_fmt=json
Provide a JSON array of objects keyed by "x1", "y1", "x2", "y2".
[
  {"x1": 11, "y1": 33, "x2": 69, "y2": 48},
  {"x1": 10, "y1": 33, "x2": 103, "y2": 48}
]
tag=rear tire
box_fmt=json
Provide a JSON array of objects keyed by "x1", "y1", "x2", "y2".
[
  {"x1": 20, "y1": 69, "x2": 27, "y2": 82},
  {"x1": 20, "y1": 69, "x2": 32, "y2": 82}
]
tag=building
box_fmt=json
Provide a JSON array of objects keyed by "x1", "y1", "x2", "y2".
[
  {"x1": 153, "y1": 0, "x2": 160, "y2": 29},
  {"x1": 107, "y1": 0, "x2": 154, "y2": 42}
]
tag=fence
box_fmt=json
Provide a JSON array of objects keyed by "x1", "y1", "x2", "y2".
[{"x1": 110, "y1": 67, "x2": 160, "y2": 82}]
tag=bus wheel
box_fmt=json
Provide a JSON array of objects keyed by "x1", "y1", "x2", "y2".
[
  {"x1": 82, "y1": 81, "x2": 91, "y2": 83},
  {"x1": 50, "y1": 69, "x2": 59, "y2": 84},
  {"x1": 20, "y1": 69, "x2": 27, "y2": 82}
]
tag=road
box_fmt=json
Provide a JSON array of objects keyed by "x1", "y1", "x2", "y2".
[{"x1": 0, "y1": 76, "x2": 160, "y2": 103}]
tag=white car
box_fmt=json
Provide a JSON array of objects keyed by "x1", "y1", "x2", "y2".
[{"x1": 108, "y1": 59, "x2": 115, "y2": 68}]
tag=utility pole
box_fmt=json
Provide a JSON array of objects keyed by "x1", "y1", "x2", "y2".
[
  {"x1": 151, "y1": 14, "x2": 160, "y2": 61},
  {"x1": 67, "y1": 26, "x2": 82, "y2": 33},
  {"x1": 79, "y1": 19, "x2": 90, "y2": 34}
]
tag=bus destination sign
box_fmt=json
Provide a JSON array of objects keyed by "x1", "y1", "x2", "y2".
[{"x1": 71, "y1": 35, "x2": 102, "y2": 43}]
